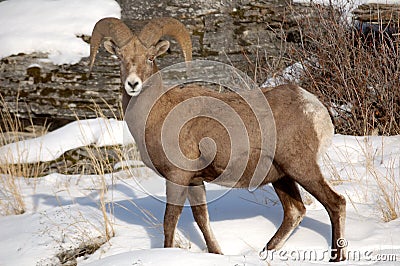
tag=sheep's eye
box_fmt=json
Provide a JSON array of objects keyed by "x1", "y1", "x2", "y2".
[{"x1": 147, "y1": 57, "x2": 154, "y2": 64}]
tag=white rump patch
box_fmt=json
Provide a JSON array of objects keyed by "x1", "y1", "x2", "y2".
[{"x1": 299, "y1": 88, "x2": 334, "y2": 157}]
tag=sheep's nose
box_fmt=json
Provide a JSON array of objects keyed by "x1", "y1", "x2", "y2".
[
  {"x1": 128, "y1": 81, "x2": 139, "y2": 89},
  {"x1": 125, "y1": 74, "x2": 143, "y2": 96}
]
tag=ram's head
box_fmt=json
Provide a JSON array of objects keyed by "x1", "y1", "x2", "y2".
[{"x1": 88, "y1": 17, "x2": 192, "y2": 111}]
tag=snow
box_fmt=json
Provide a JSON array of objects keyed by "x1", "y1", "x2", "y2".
[
  {"x1": 0, "y1": 0, "x2": 121, "y2": 65},
  {"x1": 83, "y1": 249, "x2": 261, "y2": 266},
  {"x1": 1, "y1": 118, "x2": 399, "y2": 265},
  {"x1": 0, "y1": 118, "x2": 134, "y2": 164},
  {"x1": 1, "y1": 0, "x2": 400, "y2": 265},
  {"x1": 0, "y1": 204, "x2": 106, "y2": 265},
  {"x1": 262, "y1": 62, "x2": 305, "y2": 87},
  {"x1": 294, "y1": 0, "x2": 400, "y2": 22}
]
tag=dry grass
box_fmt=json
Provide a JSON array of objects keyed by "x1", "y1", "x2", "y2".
[
  {"x1": 84, "y1": 144, "x2": 116, "y2": 241},
  {"x1": 0, "y1": 97, "x2": 124, "y2": 262},
  {"x1": 0, "y1": 97, "x2": 112, "y2": 226},
  {"x1": 0, "y1": 94, "x2": 166, "y2": 260},
  {"x1": 363, "y1": 138, "x2": 399, "y2": 222},
  {"x1": 0, "y1": 96, "x2": 42, "y2": 215},
  {"x1": 322, "y1": 136, "x2": 400, "y2": 222},
  {"x1": 363, "y1": 140, "x2": 400, "y2": 222}
]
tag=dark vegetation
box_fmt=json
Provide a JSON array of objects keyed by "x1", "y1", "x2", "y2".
[{"x1": 252, "y1": 3, "x2": 400, "y2": 136}]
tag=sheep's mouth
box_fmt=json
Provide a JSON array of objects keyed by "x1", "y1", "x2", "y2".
[{"x1": 129, "y1": 88, "x2": 142, "y2": 97}]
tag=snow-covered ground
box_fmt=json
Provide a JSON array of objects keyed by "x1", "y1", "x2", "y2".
[
  {"x1": 0, "y1": 0, "x2": 120, "y2": 64},
  {"x1": 1, "y1": 119, "x2": 399, "y2": 265},
  {"x1": 1, "y1": 0, "x2": 400, "y2": 265},
  {"x1": 0, "y1": 118, "x2": 133, "y2": 164}
]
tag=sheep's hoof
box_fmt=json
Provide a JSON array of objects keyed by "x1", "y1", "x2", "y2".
[{"x1": 208, "y1": 246, "x2": 223, "y2": 255}]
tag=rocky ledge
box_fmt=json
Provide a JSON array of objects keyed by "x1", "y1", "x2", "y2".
[{"x1": 1, "y1": 0, "x2": 314, "y2": 131}]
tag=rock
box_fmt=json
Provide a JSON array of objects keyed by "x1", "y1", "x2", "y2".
[
  {"x1": 1, "y1": 51, "x2": 122, "y2": 130},
  {"x1": 353, "y1": 4, "x2": 400, "y2": 22},
  {"x1": 1, "y1": 0, "x2": 315, "y2": 131}
]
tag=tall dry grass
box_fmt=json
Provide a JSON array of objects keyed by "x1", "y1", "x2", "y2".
[{"x1": 0, "y1": 96, "x2": 44, "y2": 215}]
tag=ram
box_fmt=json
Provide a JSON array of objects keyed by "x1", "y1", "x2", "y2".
[
  {"x1": 89, "y1": 17, "x2": 192, "y2": 112},
  {"x1": 89, "y1": 17, "x2": 347, "y2": 262}
]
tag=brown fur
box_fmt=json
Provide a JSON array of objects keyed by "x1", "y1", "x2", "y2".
[{"x1": 125, "y1": 83, "x2": 347, "y2": 261}]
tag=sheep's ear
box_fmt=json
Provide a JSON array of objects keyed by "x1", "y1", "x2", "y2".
[
  {"x1": 104, "y1": 40, "x2": 119, "y2": 55},
  {"x1": 155, "y1": 40, "x2": 170, "y2": 57}
]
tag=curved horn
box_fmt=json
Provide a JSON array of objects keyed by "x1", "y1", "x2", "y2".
[
  {"x1": 88, "y1": 17, "x2": 134, "y2": 75},
  {"x1": 138, "y1": 17, "x2": 192, "y2": 62}
]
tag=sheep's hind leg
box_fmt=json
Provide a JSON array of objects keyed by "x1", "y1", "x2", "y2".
[
  {"x1": 290, "y1": 165, "x2": 347, "y2": 262},
  {"x1": 264, "y1": 176, "x2": 306, "y2": 251},
  {"x1": 163, "y1": 172, "x2": 191, "y2": 248},
  {"x1": 188, "y1": 180, "x2": 222, "y2": 254}
]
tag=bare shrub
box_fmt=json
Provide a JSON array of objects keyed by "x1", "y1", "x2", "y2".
[{"x1": 286, "y1": 3, "x2": 400, "y2": 136}]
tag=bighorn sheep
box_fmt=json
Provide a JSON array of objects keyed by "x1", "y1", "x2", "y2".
[
  {"x1": 89, "y1": 17, "x2": 347, "y2": 262},
  {"x1": 88, "y1": 17, "x2": 192, "y2": 113}
]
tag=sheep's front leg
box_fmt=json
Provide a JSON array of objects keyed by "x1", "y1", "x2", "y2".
[
  {"x1": 188, "y1": 181, "x2": 222, "y2": 254},
  {"x1": 164, "y1": 174, "x2": 190, "y2": 248}
]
